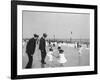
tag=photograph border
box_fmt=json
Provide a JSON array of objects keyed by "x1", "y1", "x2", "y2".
[{"x1": 11, "y1": 0, "x2": 98, "y2": 79}]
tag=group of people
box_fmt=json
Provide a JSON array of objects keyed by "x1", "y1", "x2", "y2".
[
  {"x1": 25, "y1": 33, "x2": 85, "y2": 68},
  {"x1": 46, "y1": 46, "x2": 67, "y2": 67},
  {"x1": 25, "y1": 33, "x2": 47, "y2": 68},
  {"x1": 25, "y1": 33, "x2": 68, "y2": 68}
]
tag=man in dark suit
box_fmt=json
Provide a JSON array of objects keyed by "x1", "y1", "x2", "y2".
[
  {"x1": 39, "y1": 33, "x2": 47, "y2": 65},
  {"x1": 25, "y1": 34, "x2": 39, "y2": 68}
]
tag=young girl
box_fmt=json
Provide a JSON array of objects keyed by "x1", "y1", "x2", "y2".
[
  {"x1": 47, "y1": 48, "x2": 54, "y2": 62},
  {"x1": 57, "y1": 49, "x2": 67, "y2": 67}
]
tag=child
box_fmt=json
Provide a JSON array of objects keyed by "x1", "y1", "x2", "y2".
[
  {"x1": 47, "y1": 48, "x2": 54, "y2": 62},
  {"x1": 57, "y1": 49, "x2": 67, "y2": 67},
  {"x1": 78, "y1": 45, "x2": 84, "y2": 56}
]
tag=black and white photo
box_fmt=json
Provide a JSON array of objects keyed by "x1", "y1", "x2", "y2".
[{"x1": 22, "y1": 10, "x2": 90, "y2": 68}]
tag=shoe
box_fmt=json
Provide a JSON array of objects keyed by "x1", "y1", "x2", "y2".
[
  {"x1": 41, "y1": 61, "x2": 46, "y2": 64},
  {"x1": 42, "y1": 62, "x2": 46, "y2": 64}
]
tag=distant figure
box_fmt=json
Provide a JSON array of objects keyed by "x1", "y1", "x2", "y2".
[
  {"x1": 53, "y1": 43, "x2": 55, "y2": 47},
  {"x1": 25, "y1": 34, "x2": 39, "y2": 68},
  {"x1": 48, "y1": 40, "x2": 51, "y2": 46},
  {"x1": 57, "y1": 49, "x2": 67, "y2": 67},
  {"x1": 77, "y1": 42, "x2": 80, "y2": 48},
  {"x1": 39, "y1": 33, "x2": 47, "y2": 65},
  {"x1": 86, "y1": 43, "x2": 89, "y2": 48},
  {"x1": 58, "y1": 42, "x2": 62, "y2": 47},
  {"x1": 78, "y1": 46, "x2": 84, "y2": 55},
  {"x1": 22, "y1": 40, "x2": 26, "y2": 48}
]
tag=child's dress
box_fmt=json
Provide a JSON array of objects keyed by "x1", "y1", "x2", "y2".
[
  {"x1": 47, "y1": 51, "x2": 53, "y2": 61},
  {"x1": 58, "y1": 53, "x2": 67, "y2": 64}
]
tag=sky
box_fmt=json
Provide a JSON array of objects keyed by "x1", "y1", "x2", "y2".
[{"x1": 23, "y1": 11, "x2": 90, "y2": 39}]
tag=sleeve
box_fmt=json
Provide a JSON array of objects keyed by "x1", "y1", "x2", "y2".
[
  {"x1": 39, "y1": 38, "x2": 44, "y2": 50},
  {"x1": 26, "y1": 38, "x2": 36, "y2": 54},
  {"x1": 26, "y1": 39, "x2": 31, "y2": 53}
]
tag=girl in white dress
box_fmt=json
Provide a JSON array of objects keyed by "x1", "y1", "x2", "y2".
[
  {"x1": 47, "y1": 48, "x2": 53, "y2": 62},
  {"x1": 57, "y1": 49, "x2": 67, "y2": 67}
]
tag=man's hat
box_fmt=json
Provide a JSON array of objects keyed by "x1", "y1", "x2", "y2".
[
  {"x1": 43, "y1": 33, "x2": 47, "y2": 37},
  {"x1": 34, "y1": 34, "x2": 39, "y2": 37}
]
